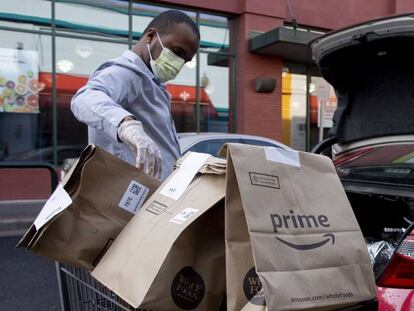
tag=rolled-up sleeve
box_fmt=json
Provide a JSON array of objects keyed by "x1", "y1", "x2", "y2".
[{"x1": 71, "y1": 65, "x2": 138, "y2": 142}]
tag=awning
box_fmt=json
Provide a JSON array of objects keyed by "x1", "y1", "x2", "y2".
[
  {"x1": 38, "y1": 73, "x2": 217, "y2": 117},
  {"x1": 40, "y1": 73, "x2": 86, "y2": 93},
  {"x1": 249, "y1": 26, "x2": 322, "y2": 65},
  {"x1": 207, "y1": 49, "x2": 230, "y2": 68},
  {"x1": 167, "y1": 84, "x2": 218, "y2": 118}
]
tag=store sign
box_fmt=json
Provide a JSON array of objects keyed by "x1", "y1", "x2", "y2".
[
  {"x1": 0, "y1": 48, "x2": 41, "y2": 113},
  {"x1": 318, "y1": 101, "x2": 337, "y2": 128},
  {"x1": 316, "y1": 80, "x2": 330, "y2": 102}
]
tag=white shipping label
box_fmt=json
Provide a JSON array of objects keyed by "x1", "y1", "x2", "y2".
[
  {"x1": 170, "y1": 208, "x2": 199, "y2": 225},
  {"x1": 118, "y1": 180, "x2": 150, "y2": 214},
  {"x1": 159, "y1": 152, "x2": 210, "y2": 200},
  {"x1": 34, "y1": 184, "x2": 72, "y2": 230},
  {"x1": 264, "y1": 147, "x2": 301, "y2": 168}
]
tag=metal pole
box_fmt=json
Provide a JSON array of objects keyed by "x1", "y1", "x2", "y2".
[
  {"x1": 195, "y1": 12, "x2": 201, "y2": 133},
  {"x1": 0, "y1": 25, "x2": 129, "y2": 44},
  {"x1": 55, "y1": 262, "x2": 70, "y2": 311},
  {"x1": 128, "y1": 0, "x2": 133, "y2": 49},
  {"x1": 305, "y1": 65, "x2": 311, "y2": 151},
  {"x1": 231, "y1": 18, "x2": 238, "y2": 133},
  {"x1": 319, "y1": 100, "x2": 325, "y2": 142},
  {"x1": 51, "y1": 0, "x2": 58, "y2": 166}
]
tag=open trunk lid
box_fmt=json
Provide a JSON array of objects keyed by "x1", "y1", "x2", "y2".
[{"x1": 311, "y1": 14, "x2": 414, "y2": 144}]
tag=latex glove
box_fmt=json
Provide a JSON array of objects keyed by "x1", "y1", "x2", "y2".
[{"x1": 118, "y1": 120, "x2": 162, "y2": 179}]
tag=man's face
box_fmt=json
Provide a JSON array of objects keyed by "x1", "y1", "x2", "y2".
[{"x1": 147, "y1": 22, "x2": 199, "y2": 64}]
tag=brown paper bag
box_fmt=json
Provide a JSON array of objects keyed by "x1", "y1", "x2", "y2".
[
  {"x1": 18, "y1": 144, "x2": 160, "y2": 270},
  {"x1": 225, "y1": 143, "x2": 377, "y2": 311},
  {"x1": 91, "y1": 152, "x2": 226, "y2": 311}
]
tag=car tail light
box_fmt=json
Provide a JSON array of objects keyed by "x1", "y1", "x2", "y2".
[{"x1": 377, "y1": 230, "x2": 414, "y2": 288}]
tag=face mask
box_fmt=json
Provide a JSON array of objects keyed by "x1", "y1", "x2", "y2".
[{"x1": 147, "y1": 32, "x2": 185, "y2": 83}]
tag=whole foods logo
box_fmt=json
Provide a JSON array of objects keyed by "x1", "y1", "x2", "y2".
[
  {"x1": 171, "y1": 266, "x2": 205, "y2": 310},
  {"x1": 270, "y1": 210, "x2": 335, "y2": 250},
  {"x1": 243, "y1": 267, "x2": 266, "y2": 305}
]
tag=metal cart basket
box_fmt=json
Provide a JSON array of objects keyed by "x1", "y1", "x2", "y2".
[{"x1": 56, "y1": 262, "x2": 137, "y2": 311}]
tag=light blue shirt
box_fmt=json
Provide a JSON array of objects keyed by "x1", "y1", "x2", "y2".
[{"x1": 71, "y1": 50, "x2": 181, "y2": 180}]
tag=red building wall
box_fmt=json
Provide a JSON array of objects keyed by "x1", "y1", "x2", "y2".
[
  {"x1": 156, "y1": 0, "x2": 404, "y2": 28},
  {"x1": 235, "y1": 13, "x2": 283, "y2": 138}
]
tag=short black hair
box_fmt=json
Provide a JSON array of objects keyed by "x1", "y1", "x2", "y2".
[{"x1": 143, "y1": 10, "x2": 200, "y2": 39}]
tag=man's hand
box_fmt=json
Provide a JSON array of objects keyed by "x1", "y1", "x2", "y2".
[{"x1": 118, "y1": 120, "x2": 162, "y2": 179}]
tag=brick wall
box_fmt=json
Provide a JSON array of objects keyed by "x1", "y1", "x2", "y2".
[{"x1": 235, "y1": 13, "x2": 284, "y2": 140}]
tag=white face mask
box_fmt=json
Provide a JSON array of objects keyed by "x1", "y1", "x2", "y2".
[{"x1": 147, "y1": 32, "x2": 185, "y2": 83}]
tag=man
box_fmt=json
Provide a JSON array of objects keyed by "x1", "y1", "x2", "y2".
[{"x1": 71, "y1": 10, "x2": 200, "y2": 180}]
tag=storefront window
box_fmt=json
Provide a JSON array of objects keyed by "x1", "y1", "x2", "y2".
[
  {"x1": 55, "y1": 38, "x2": 128, "y2": 161},
  {"x1": 198, "y1": 52, "x2": 229, "y2": 132},
  {"x1": 166, "y1": 57, "x2": 197, "y2": 133},
  {"x1": 0, "y1": 1, "x2": 235, "y2": 164},
  {"x1": 199, "y1": 13, "x2": 229, "y2": 52},
  {"x1": 281, "y1": 72, "x2": 336, "y2": 151},
  {"x1": 0, "y1": 1, "x2": 51, "y2": 23},
  {"x1": 0, "y1": 30, "x2": 52, "y2": 161},
  {"x1": 55, "y1": 0, "x2": 128, "y2": 37},
  {"x1": 198, "y1": 14, "x2": 230, "y2": 132},
  {"x1": 309, "y1": 76, "x2": 337, "y2": 148}
]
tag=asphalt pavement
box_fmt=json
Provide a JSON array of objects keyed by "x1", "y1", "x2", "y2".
[{"x1": 0, "y1": 235, "x2": 61, "y2": 311}]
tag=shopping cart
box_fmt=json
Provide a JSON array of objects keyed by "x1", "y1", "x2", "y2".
[
  {"x1": 0, "y1": 162, "x2": 133, "y2": 311},
  {"x1": 56, "y1": 262, "x2": 138, "y2": 311}
]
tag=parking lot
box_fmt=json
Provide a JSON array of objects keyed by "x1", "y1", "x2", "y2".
[{"x1": 0, "y1": 235, "x2": 60, "y2": 310}]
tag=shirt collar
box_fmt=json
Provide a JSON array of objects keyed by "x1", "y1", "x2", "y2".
[{"x1": 122, "y1": 50, "x2": 166, "y2": 89}]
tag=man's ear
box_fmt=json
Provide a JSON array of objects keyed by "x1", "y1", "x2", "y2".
[{"x1": 144, "y1": 28, "x2": 157, "y2": 44}]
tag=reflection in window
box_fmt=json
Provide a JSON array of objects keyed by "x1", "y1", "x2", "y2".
[
  {"x1": 199, "y1": 52, "x2": 229, "y2": 132},
  {"x1": 167, "y1": 52, "x2": 197, "y2": 133},
  {"x1": 0, "y1": 1, "x2": 51, "y2": 22},
  {"x1": 56, "y1": 38, "x2": 127, "y2": 76},
  {"x1": 309, "y1": 76, "x2": 337, "y2": 149},
  {"x1": 55, "y1": 37, "x2": 128, "y2": 152},
  {"x1": 0, "y1": 30, "x2": 51, "y2": 162},
  {"x1": 166, "y1": 51, "x2": 230, "y2": 134},
  {"x1": 199, "y1": 13, "x2": 229, "y2": 52},
  {"x1": 281, "y1": 73, "x2": 336, "y2": 151},
  {"x1": 55, "y1": 0, "x2": 128, "y2": 37},
  {"x1": 0, "y1": 1, "x2": 235, "y2": 163}
]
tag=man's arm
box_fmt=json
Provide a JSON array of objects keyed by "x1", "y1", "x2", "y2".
[
  {"x1": 71, "y1": 65, "x2": 136, "y2": 142},
  {"x1": 71, "y1": 64, "x2": 162, "y2": 179}
]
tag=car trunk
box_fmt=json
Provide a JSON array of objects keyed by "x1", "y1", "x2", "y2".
[
  {"x1": 346, "y1": 191, "x2": 414, "y2": 278},
  {"x1": 311, "y1": 14, "x2": 414, "y2": 144},
  {"x1": 311, "y1": 14, "x2": 414, "y2": 297}
]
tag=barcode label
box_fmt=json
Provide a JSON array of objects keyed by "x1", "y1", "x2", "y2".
[
  {"x1": 118, "y1": 180, "x2": 149, "y2": 214},
  {"x1": 169, "y1": 208, "x2": 199, "y2": 225}
]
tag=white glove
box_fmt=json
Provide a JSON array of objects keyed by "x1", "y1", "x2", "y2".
[{"x1": 117, "y1": 120, "x2": 162, "y2": 179}]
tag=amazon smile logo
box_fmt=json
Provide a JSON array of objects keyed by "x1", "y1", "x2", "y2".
[{"x1": 270, "y1": 211, "x2": 335, "y2": 251}]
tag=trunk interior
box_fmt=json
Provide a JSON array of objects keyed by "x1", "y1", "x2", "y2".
[
  {"x1": 347, "y1": 191, "x2": 414, "y2": 278},
  {"x1": 321, "y1": 36, "x2": 414, "y2": 144}
]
